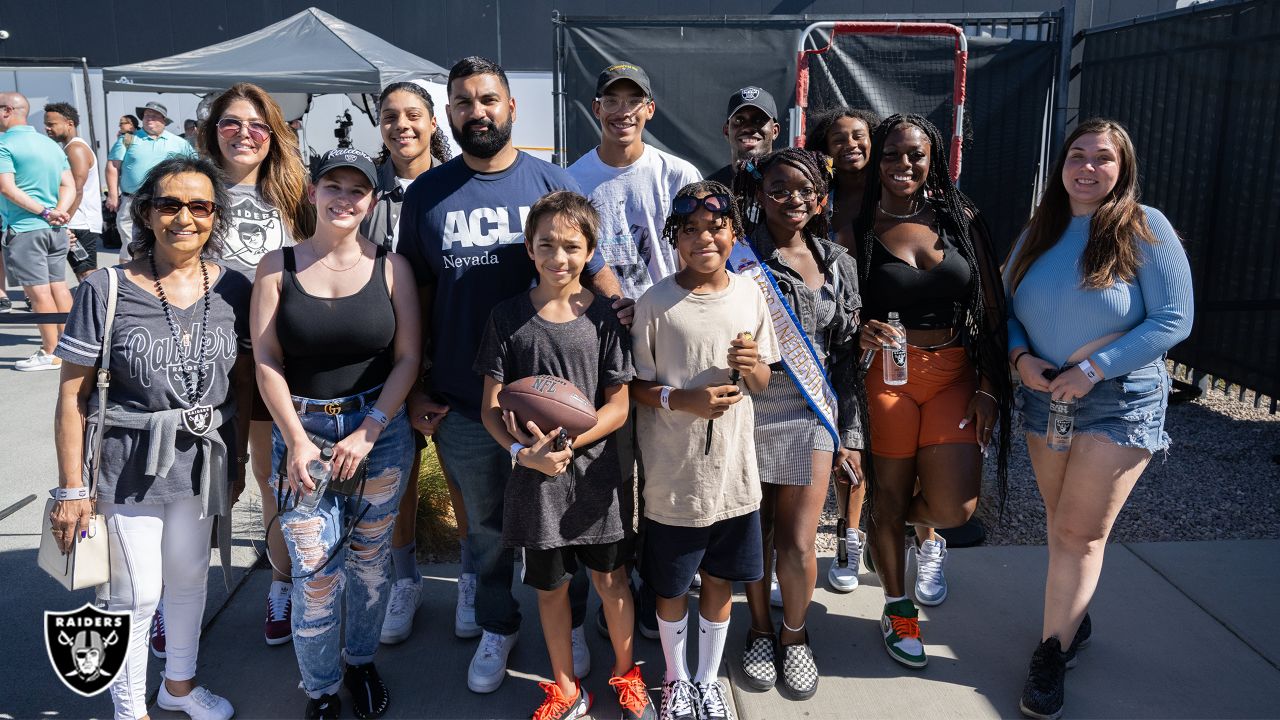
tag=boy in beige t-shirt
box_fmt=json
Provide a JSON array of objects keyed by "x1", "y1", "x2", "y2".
[{"x1": 630, "y1": 181, "x2": 778, "y2": 720}]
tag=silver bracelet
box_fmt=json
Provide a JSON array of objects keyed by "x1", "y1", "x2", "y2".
[
  {"x1": 366, "y1": 407, "x2": 390, "y2": 427},
  {"x1": 50, "y1": 486, "x2": 90, "y2": 501},
  {"x1": 659, "y1": 386, "x2": 674, "y2": 411},
  {"x1": 974, "y1": 389, "x2": 998, "y2": 404}
]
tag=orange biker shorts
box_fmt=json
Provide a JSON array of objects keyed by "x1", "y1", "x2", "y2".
[{"x1": 866, "y1": 345, "x2": 979, "y2": 458}]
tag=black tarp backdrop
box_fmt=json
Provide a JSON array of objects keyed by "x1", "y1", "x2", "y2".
[
  {"x1": 559, "y1": 17, "x2": 1058, "y2": 256},
  {"x1": 1079, "y1": 0, "x2": 1280, "y2": 404}
]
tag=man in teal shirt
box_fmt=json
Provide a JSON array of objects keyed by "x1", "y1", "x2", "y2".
[
  {"x1": 0, "y1": 91, "x2": 75, "y2": 371},
  {"x1": 106, "y1": 100, "x2": 195, "y2": 259}
]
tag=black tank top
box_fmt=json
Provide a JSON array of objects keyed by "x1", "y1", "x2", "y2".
[
  {"x1": 277, "y1": 246, "x2": 396, "y2": 400},
  {"x1": 863, "y1": 227, "x2": 971, "y2": 329}
]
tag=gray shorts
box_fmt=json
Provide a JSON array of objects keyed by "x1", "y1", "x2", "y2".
[{"x1": 2, "y1": 227, "x2": 68, "y2": 286}]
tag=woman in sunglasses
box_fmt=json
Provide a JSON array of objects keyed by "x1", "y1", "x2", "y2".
[
  {"x1": 199, "y1": 82, "x2": 316, "y2": 647},
  {"x1": 51, "y1": 156, "x2": 251, "y2": 720},
  {"x1": 731, "y1": 148, "x2": 864, "y2": 699}
]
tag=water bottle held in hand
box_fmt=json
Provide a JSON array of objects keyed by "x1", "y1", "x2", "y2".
[
  {"x1": 1046, "y1": 397, "x2": 1076, "y2": 451},
  {"x1": 297, "y1": 445, "x2": 334, "y2": 513},
  {"x1": 882, "y1": 312, "x2": 908, "y2": 386},
  {"x1": 68, "y1": 237, "x2": 90, "y2": 264}
]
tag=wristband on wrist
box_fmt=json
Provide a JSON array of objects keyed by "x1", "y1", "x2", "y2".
[
  {"x1": 1078, "y1": 359, "x2": 1102, "y2": 384},
  {"x1": 659, "y1": 386, "x2": 674, "y2": 411},
  {"x1": 1012, "y1": 350, "x2": 1030, "y2": 370},
  {"x1": 366, "y1": 407, "x2": 390, "y2": 427},
  {"x1": 509, "y1": 442, "x2": 526, "y2": 464},
  {"x1": 50, "y1": 486, "x2": 90, "y2": 501},
  {"x1": 40, "y1": 207, "x2": 52, "y2": 220}
]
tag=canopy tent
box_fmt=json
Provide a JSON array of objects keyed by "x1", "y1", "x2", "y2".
[{"x1": 101, "y1": 7, "x2": 447, "y2": 94}]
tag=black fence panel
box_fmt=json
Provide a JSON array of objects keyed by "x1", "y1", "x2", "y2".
[{"x1": 1079, "y1": 0, "x2": 1280, "y2": 402}]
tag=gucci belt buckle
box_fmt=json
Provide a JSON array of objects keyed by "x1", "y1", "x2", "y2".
[{"x1": 324, "y1": 402, "x2": 342, "y2": 416}]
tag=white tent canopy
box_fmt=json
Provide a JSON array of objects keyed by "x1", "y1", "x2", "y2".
[{"x1": 101, "y1": 7, "x2": 447, "y2": 95}]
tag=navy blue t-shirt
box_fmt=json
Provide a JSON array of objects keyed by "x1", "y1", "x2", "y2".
[{"x1": 398, "y1": 152, "x2": 604, "y2": 421}]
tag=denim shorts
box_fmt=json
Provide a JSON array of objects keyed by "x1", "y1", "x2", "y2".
[{"x1": 1016, "y1": 359, "x2": 1171, "y2": 453}]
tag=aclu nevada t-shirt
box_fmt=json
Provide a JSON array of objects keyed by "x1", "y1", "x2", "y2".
[
  {"x1": 397, "y1": 152, "x2": 603, "y2": 421},
  {"x1": 221, "y1": 184, "x2": 293, "y2": 279}
]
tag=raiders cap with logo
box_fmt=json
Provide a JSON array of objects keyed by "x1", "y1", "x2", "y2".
[
  {"x1": 595, "y1": 62, "x2": 653, "y2": 98},
  {"x1": 312, "y1": 148, "x2": 378, "y2": 187},
  {"x1": 725, "y1": 85, "x2": 778, "y2": 122}
]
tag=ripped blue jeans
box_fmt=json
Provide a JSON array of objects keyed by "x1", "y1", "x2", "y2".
[
  {"x1": 1016, "y1": 359, "x2": 1171, "y2": 453},
  {"x1": 272, "y1": 390, "x2": 412, "y2": 697}
]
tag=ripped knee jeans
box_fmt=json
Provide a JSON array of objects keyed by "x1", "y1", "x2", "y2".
[{"x1": 271, "y1": 389, "x2": 413, "y2": 697}]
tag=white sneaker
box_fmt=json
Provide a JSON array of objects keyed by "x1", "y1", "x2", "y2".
[
  {"x1": 455, "y1": 572, "x2": 480, "y2": 638},
  {"x1": 380, "y1": 578, "x2": 422, "y2": 645},
  {"x1": 15, "y1": 349, "x2": 61, "y2": 372},
  {"x1": 828, "y1": 528, "x2": 866, "y2": 593},
  {"x1": 913, "y1": 536, "x2": 949, "y2": 606},
  {"x1": 769, "y1": 569, "x2": 783, "y2": 608},
  {"x1": 467, "y1": 630, "x2": 518, "y2": 693},
  {"x1": 157, "y1": 684, "x2": 234, "y2": 720},
  {"x1": 571, "y1": 624, "x2": 591, "y2": 678}
]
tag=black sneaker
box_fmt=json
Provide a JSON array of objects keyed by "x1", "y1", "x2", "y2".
[
  {"x1": 1019, "y1": 637, "x2": 1067, "y2": 719},
  {"x1": 344, "y1": 662, "x2": 390, "y2": 719},
  {"x1": 739, "y1": 632, "x2": 776, "y2": 691},
  {"x1": 778, "y1": 632, "x2": 819, "y2": 701},
  {"x1": 305, "y1": 693, "x2": 341, "y2": 719},
  {"x1": 1065, "y1": 613, "x2": 1091, "y2": 669},
  {"x1": 0, "y1": 295, "x2": 11, "y2": 313}
]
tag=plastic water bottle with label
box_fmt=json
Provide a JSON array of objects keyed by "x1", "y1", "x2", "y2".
[
  {"x1": 296, "y1": 445, "x2": 334, "y2": 513},
  {"x1": 882, "y1": 312, "x2": 908, "y2": 386},
  {"x1": 1046, "y1": 397, "x2": 1077, "y2": 451}
]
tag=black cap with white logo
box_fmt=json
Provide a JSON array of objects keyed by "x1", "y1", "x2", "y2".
[
  {"x1": 312, "y1": 148, "x2": 378, "y2": 188},
  {"x1": 595, "y1": 62, "x2": 653, "y2": 98},
  {"x1": 725, "y1": 86, "x2": 778, "y2": 122}
]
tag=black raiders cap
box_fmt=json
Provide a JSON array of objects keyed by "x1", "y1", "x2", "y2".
[
  {"x1": 725, "y1": 86, "x2": 778, "y2": 121},
  {"x1": 312, "y1": 148, "x2": 377, "y2": 188}
]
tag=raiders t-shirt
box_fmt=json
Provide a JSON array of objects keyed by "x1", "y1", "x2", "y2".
[{"x1": 222, "y1": 184, "x2": 293, "y2": 279}]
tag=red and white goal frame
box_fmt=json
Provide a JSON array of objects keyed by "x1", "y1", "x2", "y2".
[{"x1": 792, "y1": 21, "x2": 969, "y2": 183}]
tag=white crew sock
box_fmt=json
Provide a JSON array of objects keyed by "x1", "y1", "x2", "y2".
[
  {"x1": 657, "y1": 613, "x2": 690, "y2": 683},
  {"x1": 884, "y1": 594, "x2": 908, "y2": 604},
  {"x1": 694, "y1": 614, "x2": 730, "y2": 685}
]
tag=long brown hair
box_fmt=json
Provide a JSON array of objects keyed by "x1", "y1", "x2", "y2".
[
  {"x1": 200, "y1": 83, "x2": 314, "y2": 239},
  {"x1": 1007, "y1": 118, "x2": 1155, "y2": 292}
]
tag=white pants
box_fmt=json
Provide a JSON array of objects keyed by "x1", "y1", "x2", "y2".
[
  {"x1": 116, "y1": 195, "x2": 134, "y2": 262},
  {"x1": 102, "y1": 495, "x2": 212, "y2": 720}
]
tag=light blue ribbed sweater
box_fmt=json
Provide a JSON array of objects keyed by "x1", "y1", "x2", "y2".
[{"x1": 1005, "y1": 206, "x2": 1194, "y2": 379}]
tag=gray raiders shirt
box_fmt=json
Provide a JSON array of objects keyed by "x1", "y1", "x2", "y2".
[{"x1": 221, "y1": 184, "x2": 293, "y2": 280}]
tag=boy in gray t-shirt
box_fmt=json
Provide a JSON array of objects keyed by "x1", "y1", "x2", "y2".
[{"x1": 473, "y1": 191, "x2": 651, "y2": 720}]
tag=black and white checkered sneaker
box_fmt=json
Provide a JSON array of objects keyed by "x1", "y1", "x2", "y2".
[
  {"x1": 694, "y1": 680, "x2": 734, "y2": 720},
  {"x1": 779, "y1": 636, "x2": 819, "y2": 700},
  {"x1": 739, "y1": 633, "x2": 776, "y2": 691}
]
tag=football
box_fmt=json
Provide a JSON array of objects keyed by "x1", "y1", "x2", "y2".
[{"x1": 498, "y1": 375, "x2": 598, "y2": 438}]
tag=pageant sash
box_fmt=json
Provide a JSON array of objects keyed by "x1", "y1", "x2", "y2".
[{"x1": 728, "y1": 241, "x2": 841, "y2": 447}]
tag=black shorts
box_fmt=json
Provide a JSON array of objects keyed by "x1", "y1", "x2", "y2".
[
  {"x1": 522, "y1": 537, "x2": 635, "y2": 592},
  {"x1": 640, "y1": 511, "x2": 764, "y2": 599},
  {"x1": 68, "y1": 230, "x2": 100, "y2": 276}
]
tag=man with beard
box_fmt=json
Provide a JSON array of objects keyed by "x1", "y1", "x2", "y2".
[
  {"x1": 707, "y1": 86, "x2": 781, "y2": 187},
  {"x1": 397, "y1": 56, "x2": 623, "y2": 695}
]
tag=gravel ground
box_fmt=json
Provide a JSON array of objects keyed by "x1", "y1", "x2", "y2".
[{"x1": 815, "y1": 367, "x2": 1280, "y2": 550}]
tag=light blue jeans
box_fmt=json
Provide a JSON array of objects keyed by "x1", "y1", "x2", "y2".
[{"x1": 273, "y1": 390, "x2": 412, "y2": 697}]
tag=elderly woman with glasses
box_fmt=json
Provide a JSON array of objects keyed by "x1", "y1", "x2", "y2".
[{"x1": 51, "y1": 155, "x2": 253, "y2": 720}]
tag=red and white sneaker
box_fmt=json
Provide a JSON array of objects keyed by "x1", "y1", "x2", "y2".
[
  {"x1": 264, "y1": 580, "x2": 293, "y2": 646},
  {"x1": 532, "y1": 680, "x2": 591, "y2": 720},
  {"x1": 149, "y1": 604, "x2": 166, "y2": 659}
]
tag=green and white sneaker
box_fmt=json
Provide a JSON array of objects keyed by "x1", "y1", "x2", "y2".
[{"x1": 881, "y1": 598, "x2": 927, "y2": 668}]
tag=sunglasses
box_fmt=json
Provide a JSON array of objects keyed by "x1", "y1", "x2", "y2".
[
  {"x1": 216, "y1": 117, "x2": 273, "y2": 144},
  {"x1": 671, "y1": 193, "x2": 733, "y2": 216},
  {"x1": 151, "y1": 197, "x2": 217, "y2": 218}
]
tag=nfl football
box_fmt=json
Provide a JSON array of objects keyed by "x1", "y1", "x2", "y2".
[{"x1": 498, "y1": 375, "x2": 598, "y2": 438}]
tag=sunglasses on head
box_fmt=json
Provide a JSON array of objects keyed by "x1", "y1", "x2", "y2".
[
  {"x1": 671, "y1": 193, "x2": 733, "y2": 216},
  {"x1": 151, "y1": 197, "x2": 217, "y2": 218},
  {"x1": 216, "y1": 117, "x2": 273, "y2": 144}
]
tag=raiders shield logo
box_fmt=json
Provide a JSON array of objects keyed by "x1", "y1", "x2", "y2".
[
  {"x1": 891, "y1": 348, "x2": 907, "y2": 367},
  {"x1": 45, "y1": 603, "x2": 130, "y2": 697},
  {"x1": 741, "y1": 86, "x2": 761, "y2": 101},
  {"x1": 182, "y1": 404, "x2": 214, "y2": 436},
  {"x1": 1053, "y1": 417, "x2": 1073, "y2": 437}
]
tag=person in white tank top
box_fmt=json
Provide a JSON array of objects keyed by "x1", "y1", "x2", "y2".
[{"x1": 43, "y1": 102, "x2": 103, "y2": 280}]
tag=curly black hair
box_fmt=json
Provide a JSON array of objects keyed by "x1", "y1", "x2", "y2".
[
  {"x1": 732, "y1": 146, "x2": 832, "y2": 241},
  {"x1": 854, "y1": 113, "x2": 1012, "y2": 514},
  {"x1": 127, "y1": 156, "x2": 231, "y2": 260},
  {"x1": 660, "y1": 180, "x2": 744, "y2": 248},
  {"x1": 804, "y1": 107, "x2": 880, "y2": 219}
]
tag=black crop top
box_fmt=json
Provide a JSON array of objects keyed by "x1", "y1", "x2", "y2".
[
  {"x1": 863, "y1": 228, "x2": 971, "y2": 329},
  {"x1": 277, "y1": 246, "x2": 396, "y2": 400}
]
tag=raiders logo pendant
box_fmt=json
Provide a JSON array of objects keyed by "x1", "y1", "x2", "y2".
[{"x1": 182, "y1": 404, "x2": 213, "y2": 436}]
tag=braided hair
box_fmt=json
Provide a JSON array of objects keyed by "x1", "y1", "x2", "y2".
[
  {"x1": 660, "y1": 180, "x2": 744, "y2": 248},
  {"x1": 804, "y1": 107, "x2": 880, "y2": 219},
  {"x1": 375, "y1": 81, "x2": 452, "y2": 167},
  {"x1": 732, "y1": 147, "x2": 832, "y2": 241},
  {"x1": 854, "y1": 113, "x2": 1012, "y2": 513}
]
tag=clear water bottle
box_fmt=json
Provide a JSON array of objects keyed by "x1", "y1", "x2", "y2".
[
  {"x1": 1046, "y1": 398, "x2": 1077, "y2": 451},
  {"x1": 68, "y1": 236, "x2": 90, "y2": 264},
  {"x1": 296, "y1": 446, "x2": 334, "y2": 513},
  {"x1": 882, "y1": 311, "x2": 908, "y2": 386}
]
